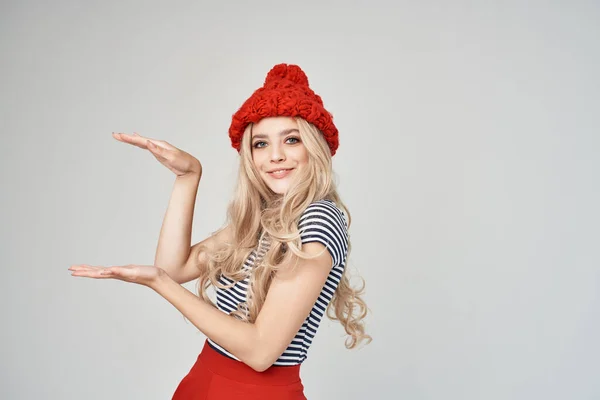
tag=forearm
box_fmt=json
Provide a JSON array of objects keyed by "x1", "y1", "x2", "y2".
[
  {"x1": 154, "y1": 173, "x2": 201, "y2": 273},
  {"x1": 151, "y1": 270, "x2": 268, "y2": 370}
]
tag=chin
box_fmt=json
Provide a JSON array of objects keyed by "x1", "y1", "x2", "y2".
[
  {"x1": 263, "y1": 175, "x2": 291, "y2": 195},
  {"x1": 268, "y1": 185, "x2": 289, "y2": 195}
]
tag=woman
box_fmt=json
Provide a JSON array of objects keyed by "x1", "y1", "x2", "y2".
[{"x1": 69, "y1": 63, "x2": 371, "y2": 399}]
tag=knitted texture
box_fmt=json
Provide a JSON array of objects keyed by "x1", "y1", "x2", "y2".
[{"x1": 229, "y1": 63, "x2": 339, "y2": 156}]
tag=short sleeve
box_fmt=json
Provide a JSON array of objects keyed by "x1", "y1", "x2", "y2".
[{"x1": 298, "y1": 200, "x2": 349, "y2": 268}]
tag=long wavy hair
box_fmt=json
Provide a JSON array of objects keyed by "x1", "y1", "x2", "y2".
[{"x1": 195, "y1": 117, "x2": 371, "y2": 349}]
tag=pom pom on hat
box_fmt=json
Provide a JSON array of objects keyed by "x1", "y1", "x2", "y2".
[
  {"x1": 228, "y1": 63, "x2": 338, "y2": 156},
  {"x1": 264, "y1": 64, "x2": 309, "y2": 88}
]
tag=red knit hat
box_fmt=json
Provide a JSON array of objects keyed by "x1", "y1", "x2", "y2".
[{"x1": 228, "y1": 63, "x2": 339, "y2": 156}]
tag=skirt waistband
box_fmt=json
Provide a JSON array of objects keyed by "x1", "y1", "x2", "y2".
[{"x1": 199, "y1": 340, "x2": 301, "y2": 385}]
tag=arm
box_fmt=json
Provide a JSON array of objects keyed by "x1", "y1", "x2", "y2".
[
  {"x1": 172, "y1": 224, "x2": 232, "y2": 284},
  {"x1": 111, "y1": 132, "x2": 211, "y2": 284},
  {"x1": 154, "y1": 172, "x2": 201, "y2": 283},
  {"x1": 155, "y1": 171, "x2": 232, "y2": 284},
  {"x1": 151, "y1": 241, "x2": 332, "y2": 372}
]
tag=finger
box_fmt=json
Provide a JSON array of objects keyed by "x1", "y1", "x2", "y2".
[
  {"x1": 147, "y1": 141, "x2": 173, "y2": 163},
  {"x1": 70, "y1": 269, "x2": 111, "y2": 279},
  {"x1": 133, "y1": 134, "x2": 175, "y2": 151},
  {"x1": 99, "y1": 266, "x2": 123, "y2": 275},
  {"x1": 141, "y1": 134, "x2": 176, "y2": 150},
  {"x1": 113, "y1": 134, "x2": 147, "y2": 150},
  {"x1": 112, "y1": 132, "x2": 156, "y2": 150},
  {"x1": 146, "y1": 142, "x2": 173, "y2": 163},
  {"x1": 69, "y1": 264, "x2": 103, "y2": 271},
  {"x1": 146, "y1": 140, "x2": 161, "y2": 152},
  {"x1": 114, "y1": 132, "x2": 178, "y2": 153}
]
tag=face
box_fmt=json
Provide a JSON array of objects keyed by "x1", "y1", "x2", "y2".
[{"x1": 251, "y1": 117, "x2": 309, "y2": 195}]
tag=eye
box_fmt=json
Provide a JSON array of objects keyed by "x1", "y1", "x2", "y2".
[
  {"x1": 253, "y1": 141, "x2": 267, "y2": 149},
  {"x1": 286, "y1": 136, "x2": 300, "y2": 144}
]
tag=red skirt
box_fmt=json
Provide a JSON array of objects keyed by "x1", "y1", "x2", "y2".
[{"x1": 172, "y1": 341, "x2": 306, "y2": 399}]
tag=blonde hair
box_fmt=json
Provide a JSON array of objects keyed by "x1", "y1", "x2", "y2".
[{"x1": 196, "y1": 118, "x2": 371, "y2": 349}]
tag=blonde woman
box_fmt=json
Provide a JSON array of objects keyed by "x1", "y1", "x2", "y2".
[{"x1": 69, "y1": 63, "x2": 371, "y2": 399}]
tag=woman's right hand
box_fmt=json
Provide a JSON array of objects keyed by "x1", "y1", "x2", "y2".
[{"x1": 112, "y1": 132, "x2": 202, "y2": 177}]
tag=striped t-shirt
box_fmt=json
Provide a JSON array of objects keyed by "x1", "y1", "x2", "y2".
[{"x1": 207, "y1": 199, "x2": 349, "y2": 366}]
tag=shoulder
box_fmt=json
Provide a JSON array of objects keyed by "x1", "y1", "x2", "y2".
[
  {"x1": 298, "y1": 199, "x2": 349, "y2": 267},
  {"x1": 299, "y1": 199, "x2": 348, "y2": 230}
]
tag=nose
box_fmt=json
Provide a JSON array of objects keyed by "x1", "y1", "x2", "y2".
[{"x1": 269, "y1": 143, "x2": 286, "y2": 162}]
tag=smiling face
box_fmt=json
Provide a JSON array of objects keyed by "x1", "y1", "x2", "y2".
[{"x1": 250, "y1": 117, "x2": 309, "y2": 195}]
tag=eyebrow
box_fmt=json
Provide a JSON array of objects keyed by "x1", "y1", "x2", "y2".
[{"x1": 252, "y1": 128, "x2": 299, "y2": 140}]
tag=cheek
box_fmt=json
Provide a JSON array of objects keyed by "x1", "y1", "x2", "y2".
[
  {"x1": 251, "y1": 152, "x2": 263, "y2": 168},
  {"x1": 298, "y1": 148, "x2": 309, "y2": 165}
]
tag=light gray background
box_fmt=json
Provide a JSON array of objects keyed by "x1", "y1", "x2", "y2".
[{"x1": 1, "y1": 1, "x2": 598, "y2": 399}]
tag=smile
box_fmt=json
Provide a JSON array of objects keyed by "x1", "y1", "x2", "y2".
[{"x1": 267, "y1": 168, "x2": 293, "y2": 179}]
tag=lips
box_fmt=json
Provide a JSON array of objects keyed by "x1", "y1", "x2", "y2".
[{"x1": 267, "y1": 168, "x2": 293, "y2": 179}]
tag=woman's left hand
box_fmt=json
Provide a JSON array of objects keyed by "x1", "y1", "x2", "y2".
[{"x1": 68, "y1": 264, "x2": 164, "y2": 288}]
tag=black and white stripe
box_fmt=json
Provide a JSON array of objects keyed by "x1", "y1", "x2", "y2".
[{"x1": 208, "y1": 199, "x2": 349, "y2": 366}]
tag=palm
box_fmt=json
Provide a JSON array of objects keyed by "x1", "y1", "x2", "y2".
[{"x1": 69, "y1": 264, "x2": 162, "y2": 287}]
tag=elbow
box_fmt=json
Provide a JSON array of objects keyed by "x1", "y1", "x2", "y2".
[
  {"x1": 249, "y1": 362, "x2": 270, "y2": 373},
  {"x1": 243, "y1": 348, "x2": 279, "y2": 373},
  {"x1": 251, "y1": 361, "x2": 276, "y2": 373},
  {"x1": 240, "y1": 327, "x2": 281, "y2": 372}
]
